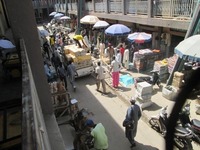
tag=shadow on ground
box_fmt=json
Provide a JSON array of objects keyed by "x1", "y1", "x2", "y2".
[
  {"x1": 133, "y1": 141, "x2": 159, "y2": 150},
  {"x1": 142, "y1": 102, "x2": 162, "y2": 111}
]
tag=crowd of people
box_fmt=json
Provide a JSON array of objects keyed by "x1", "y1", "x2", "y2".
[
  {"x1": 41, "y1": 26, "x2": 78, "y2": 92},
  {"x1": 40, "y1": 22, "x2": 143, "y2": 149}
]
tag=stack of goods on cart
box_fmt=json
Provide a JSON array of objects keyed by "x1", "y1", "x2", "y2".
[
  {"x1": 49, "y1": 81, "x2": 69, "y2": 106},
  {"x1": 172, "y1": 71, "x2": 184, "y2": 89},
  {"x1": 153, "y1": 59, "x2": 169, "y2": 82},
  {"x1": 133, "y1": 49, "x2": 162, "y2": 71},
  {"x1": 49, "y1": 81, "x2": 73, "y2": 118},
  {"x1": 166, "y1": 54, "x2": 178, "y2": 74},
  {"x1": 135, "y1": 81, "x2": 153, "y2": 108},
  {"x1": 64, "y1": 44, "x2": 92, "y2": 70}
]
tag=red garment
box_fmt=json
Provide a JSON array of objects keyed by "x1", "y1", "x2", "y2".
[
  {"x1": 120, "y1": 47, "x2": 125, "y2": 56},
  {"x1": 112, "y1": 71, "x2": 119, "y2": 87}
]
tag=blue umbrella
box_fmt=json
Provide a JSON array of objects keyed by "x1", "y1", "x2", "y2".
[
  {"x1": 54, "y1": 13, "x2": 64, "y2": 18},
  {"x1": 105, "y1": 24, "x2": 131, "y2": 36},
  {"x1": 0, "y1": 39, "x2": 15, "y2": 49},
  {"x1": 49, "y1": 11, "x2": 57, "y2": 16},
  {"x1": 39, "y1": 29, "x2": 50, "y2": 37}
]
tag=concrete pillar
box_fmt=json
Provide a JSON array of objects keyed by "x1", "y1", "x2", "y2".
[
  {"x1": 122, "y1": 0, "x2": 126, "y2": 15},
  {"x1": 4, "y1": 0, "x2": 53, "y2": 114},
  {"x1": 105, "y1": 0, "x2": 109, "y2": 13},
  {"x1": 148, "y1": 0, "x2": 152, "y2": 18},
  {"x1": 92, "y1": 0, "x2": 95, "y2": 12}
]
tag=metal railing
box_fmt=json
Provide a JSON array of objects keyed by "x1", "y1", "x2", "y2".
[
  {"x1": 66, "y1": 0, "x2": 197, "y2": 19},
  {"x1": 32, "y1": 0, "x2": 57, "y2": 8}
]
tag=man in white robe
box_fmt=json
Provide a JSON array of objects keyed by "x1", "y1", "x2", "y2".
[{"x1": 123, "y1": 49, "x2": 129, "y2": 70}]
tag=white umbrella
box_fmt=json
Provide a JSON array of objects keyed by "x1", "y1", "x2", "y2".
[
  {"x1": 0, "y1": 39, "x2": 15, "y2": 49},
  {"x1": 80, "y1": 15, "x2": 99, "y2": 24},
  {"x1": 59, "y1": 16, "x2": 71, "y2": 20},
  {"x1": 175, "y1": 34, "x2": 200, "y2": 62},
  {"x1": 93, "y1": 20, "x2": 109, "y2": 29},
  {"x1": 54, "y1": 13, "x2": 64, "y2": 18},
  {"x1": 49, "y1": 11, "x2": 57, "y2": 16}
]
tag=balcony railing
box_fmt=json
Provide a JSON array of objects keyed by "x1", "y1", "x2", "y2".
[
  {"x1": 126, "y1": 0, "x2": 148, "y2": 15},
  {"x1": 55, "y1": 3, "x2": 66, "y2": 13},
  {"x1": 110, "y1": 0, "x2": 122, "y2": 13},
  {"x1": 66, "y1": 0, "x2": 197, "y2": 19},
  {"x1": 32, "y1": 0, "x2": 57, "y2": 8}
]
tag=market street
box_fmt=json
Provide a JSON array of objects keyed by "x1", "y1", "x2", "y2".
[{"x1": 59, "y1": 75, "x2": 165, "y2": 150}]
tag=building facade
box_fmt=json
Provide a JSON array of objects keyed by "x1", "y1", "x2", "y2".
[{"x1": 54, "y1": 0, "x2": 197, "y2": 58}]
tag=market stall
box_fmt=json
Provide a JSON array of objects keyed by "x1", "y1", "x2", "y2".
[{"x1": 132, "y1": 49, "x2": 163, "y2": 71}]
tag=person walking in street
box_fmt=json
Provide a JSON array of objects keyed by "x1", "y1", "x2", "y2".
[
  {"x1": 116, "y1": 49, "x2": 122, "y2": 66},
  {"x1": 43, "y1": 41, "x2": 51, "y2": 60},
  {"x1": 124, "y1": 98, "x2": 142, "y2": 148},
  {"x1": 110, "y1": 56, "x2": 120, "y2": 88},
  {"x1": 95, "y1": 61, "x2": 107, "y2": 94},
  {"x1": 67, "y1": 60, "x2": 78, "y2": 91},
  {"x1": 44, "y1": 61, "x2": 54, "y2": 83},
  {"x1": 49, "y1": 34, "x2": 55, "y2": 52},
  {"x1": 57, "y1": 62, "x2": 68, "y2": 90},
  {"x1": 107, "y1": 43, "x2": 114, "y2": 64},
  {"x1": 51, "y1": 53, "x2": 61, "y2": 76},
  {"x1": 119, "y1": 44, "x2": 125, "y2": 62},
  {"x1": 123, "y1": 49, "x2": 129, "y2": 70},
  {"x1": 85, "y1": 119, "x2": 109, "y2": 150}
]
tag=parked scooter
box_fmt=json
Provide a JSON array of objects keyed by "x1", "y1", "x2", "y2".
[
  {"x1": 73, "y1": 129, "x2": 94, "y2": 150},
  {"x1": 179, "y1": 102, "x2": 200, "y2": 144},
  {"x1": 149, "y1": 106, "x2": 168, "y2": 135},
  {"x1": 135, "y1": 70, "x2": 161, "y2": 88},
  {"x1": 69, "y1": 108, "x2": 94, "y2": 131},
  {"x1": 149, "y1": 106, "x2": 194, "y2": 149},
  {"x1": 70, "y1": 108, "x2": 94, "y2": 150},
  {"x1": 174, "y1": 125, "x2": 194, "y2": 150}
]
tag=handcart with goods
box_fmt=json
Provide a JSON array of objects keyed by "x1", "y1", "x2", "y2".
[
  {"x1": 49, "y1": 81, "x2": 79, "y2": 125},
  {"x1": 64, "y1": 44, "x2": 94, "y2": 77}
]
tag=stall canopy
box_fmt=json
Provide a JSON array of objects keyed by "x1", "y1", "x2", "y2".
[
  {"x1": 127, "y1": 32, "x2": 152, "y2": 43},
  {"x1": 174, "y1": 34, "x2": 200, "y2": 62},
  {"x1": 93, "y1": 20, "x2": 109, "y2": 29},
  {"x1": 105, "y1": 24, "x2": 131, "y2": 36},
  {"x1": 80, "y1": 15, "x2": 99, "y2": 25}
]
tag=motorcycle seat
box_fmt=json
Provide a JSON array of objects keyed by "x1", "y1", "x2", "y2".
[
  {"x1": 175, "y1": 126, "x2": 190, "y2": 134},
  {"x1": 192, "y1": 119, "x2": 200, "y2": 128}
]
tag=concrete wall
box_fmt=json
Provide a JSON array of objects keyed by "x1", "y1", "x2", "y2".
[{"x1": 3, "y1": 0, "x2": 66, "y2": 149}]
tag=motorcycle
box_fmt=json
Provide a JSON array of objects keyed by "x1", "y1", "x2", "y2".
[
  {"x1": 135, "y1": 70, "x2": 161, "y2": 88},
  {"x1": 70, "y1": 108, "x2": 94, "y2": 150},
  {"x1": 73, "y1": 129, "x2": 94, "y2": 150},
  {"x1": 149, "y1": 106, "x2": 194, "y2": 150},
  {"x1": 179, "y1": 102, "x2": 200, "y2": 144},
  {"x1": 174, "y1": 125, "x2": 194, "y2": 150},
  {"x1": 149, "y1": 106, "x2": 168, "y2": 135},
  {"x1": 69, "y1": 108, "x2": 94, "y2": 131}
]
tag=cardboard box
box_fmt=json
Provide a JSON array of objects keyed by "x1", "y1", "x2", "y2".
[
  {"x1": 174, "y1": 71, "x2": 184, "y2": 81},
  {"x1": 136, "y1": 82, "x2": 153, "y2": 95},
  {"x1": 162, "y1": 86, "x2": 178, "y2": 101},
  {"x1": 64, "y1": 45, "x2": 87, "y2": 56},
  {"x1": 172, "y1": 79, "x2": 183, "y2": 88},
  {"x1": 135, "y1": 90, "x2": 152, "y2": 101}
]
